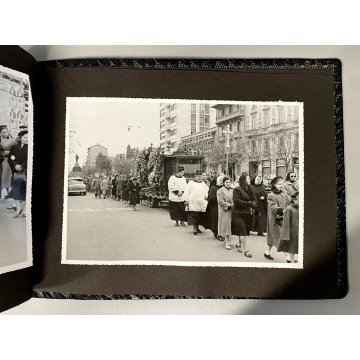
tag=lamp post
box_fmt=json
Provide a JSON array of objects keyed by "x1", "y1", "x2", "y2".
[{"x1": 223, "y1": 124, "x2": 233, "y2": 177}]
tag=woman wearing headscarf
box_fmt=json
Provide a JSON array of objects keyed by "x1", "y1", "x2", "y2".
[
  {"x1": 8, "y1": 130, "x2": 28, "y2": 218},
  {"x1": 217, "y1": 176, "x2": 234, "y2": 249},
  {"x1": 250, "y1": 174, "x2": 268, "y2": 236},
  {"x1": 0, "y1": 125, "x2": 15, "y2": 199},
  {"x1": 265, "y1": 176, "x2": 291, "y2": 260},
  {"x1": 205, "y1": 174, "x2": 224, "y2": 240},
  {"x1": 182, "y1": 170, "x2": 209, "y2": 235},
  {"x1": 231, "y1": 174, "x2": 257, "y2": 257},
  {"x1": 168, "y1": 166, "x2": 187, "y2": 226},
  {"x1": 277, "y1": 191, "x2": 299, "y2": 263},
  {"x1": 205, "y1": 176, "x2": 224, "y2": 241}
]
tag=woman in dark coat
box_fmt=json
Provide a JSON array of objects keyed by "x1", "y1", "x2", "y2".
[
  {"x1": 277, "y1": 191, "x2": 299, "y2": 263},
  {"x1": 250, "y1": 175, "x2": 268, "y2": 236},
  {"x1": 231, "y1": 174, "x2": 257, "y2": 258},
  {"x1": 122, "y1": 178, "x2": 129, "y2": 205},
  {"x1": 205, "y1": 175, "x2": 224, "y2": 240},
  {"x1": 112, "y1": 175, "x2": 118, "y2": 200},
  {"x1": 128, "y1": 177, "x2": 141, "y2": 210},
  {"x1": 115, "y1": 175, "x2": 123, "y2": 201},
  {"x1": 8, "y1": 130, "x2": 28, "y2": 218}
]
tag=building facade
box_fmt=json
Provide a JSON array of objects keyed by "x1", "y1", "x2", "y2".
[
  {"x1": 213, "y1": 103, "x2": 300, "y2": 182},
  {"x1": 159, "y1": 103, "x2": 216, "y2": 153},
  {"x1": 180, "y1": 126, "x2": 217, "y2": 164},
  {"x1": 86, "y1": 144, "x2": 108, "y2": 167},
  {"x1": 0, "y1": 70, "x2": 29, "y2": 135}
]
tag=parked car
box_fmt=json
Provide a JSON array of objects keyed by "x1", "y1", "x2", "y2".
[{"x1": 68, "y1": 177, "x2": 87, "y2": 196}]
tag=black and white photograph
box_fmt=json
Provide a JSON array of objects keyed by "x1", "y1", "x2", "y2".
[
  {"x1": 0, "y1": 65, "x2": 33, "y2": 275},
  {"x1": 62, "y1": 98, "x2": 303, "y2": 268}
]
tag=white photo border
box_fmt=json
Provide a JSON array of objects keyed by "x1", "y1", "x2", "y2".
[
  {"x1": 0, "y1": 65, "x2": 33, "y2": 275},
  {"x1": 62, "y1": 97, "x2": 304, "y2": 269}
]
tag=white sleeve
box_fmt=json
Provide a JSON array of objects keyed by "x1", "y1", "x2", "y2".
[{"x1": 182, "y1": 181, "x2": 191, "y2": 202}]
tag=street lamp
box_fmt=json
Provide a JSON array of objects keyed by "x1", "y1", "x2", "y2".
[{"x1": 223, "y1": 124, "x2": 233, "y2": 177}]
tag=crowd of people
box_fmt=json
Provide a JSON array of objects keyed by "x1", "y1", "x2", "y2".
[
  {"x1": 168, "y1": 167, "x2": 299, "y2": 263},
  {"x1": 0, "y1": 125, "x2": 29, "y2": 219},
  {"x1": 80, "y1": 166, "x2": 299, "y2": 263},
  {"x1": 84, "y1": 174, "x2": 141, "y2": 210}
]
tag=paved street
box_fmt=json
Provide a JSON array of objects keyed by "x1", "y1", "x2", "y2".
[
  {"x1": 0, "y1": 193, "x2": 28, "y2": 269},
  {"x1": 66, "y1": 193, "x2": 288, "y2": 265}
]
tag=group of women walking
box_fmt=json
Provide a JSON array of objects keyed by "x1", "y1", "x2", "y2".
[
  {"x1": 88, "y1": 174, "x2": 141, "y2": 210},
  {"x1": 168, "y1": 167, "x2": 299, "y2": 263},
  {"x1": 0, "y1": 125, "x2": 28, "y2": 218}
]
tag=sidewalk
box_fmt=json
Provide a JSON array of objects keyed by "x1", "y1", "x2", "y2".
[{"x1": 0, "y1": 197, "x2": 27, "y2": 268}]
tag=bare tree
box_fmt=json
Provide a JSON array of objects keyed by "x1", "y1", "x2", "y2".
[
  {"x1": 207, "y1": 141, "x2": 226, "y2": 172},
  {"x1": 239, "y1": 137, "x2": 270, "y2": 174},
  {"x1": 272, "y1": 130, "x2": 299, "y2": 172}
]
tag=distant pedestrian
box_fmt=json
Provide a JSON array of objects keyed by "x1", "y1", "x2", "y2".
[
  {"x1": 168, "y1": 166, "x2": 187, "y2": 226},
  {"x1": 231, "y1": 174, "x2": 257, "y2": 257},
  {"x1": 250, "y1": 175, "x2": 268, "y2": 236},
  {"x1": 128, "y1": 177, "x2": 140, "y2": 210},
  {"x1": 100, "y1": 177, "x2": 108, "y2": 199},
  {"x1": 265, "y1": 176, "x2": 291, "y2": 261},
  {"x1": 277, "y1": 191, "x2": 299, "y2": 263},
  {"x1": 115, "y1": 175, "x2": 123, "y2": 201},
  {"x1": 112, "y1": 175, "x2": 118, "y2": 200},
  {"x1": 205, "y1": 174, "x2": 224, "y2": 240},
  {"x1": 92, "y1": 175, "x2": 101, "y2": 198},
  {"x1": 282, "y1": 172, "x2": 298, "y2": 197},
  {"x1": 217, "y1": 176, "x2": 234, "y2": 250},
  {"x1": 122, "y1": 177, "x2": 130, "y2": 206},
  {"x1": 183, "y1": 170, "x2": 209, "y2": 235}
]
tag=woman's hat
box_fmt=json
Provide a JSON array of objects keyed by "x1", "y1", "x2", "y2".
[{"x1": 18, "y1": 130, "x2": 28, "y2": 138}]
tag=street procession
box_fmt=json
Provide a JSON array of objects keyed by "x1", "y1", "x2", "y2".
[{"x1": 64, "y1": 100, "x2": 301, "y2": 264}]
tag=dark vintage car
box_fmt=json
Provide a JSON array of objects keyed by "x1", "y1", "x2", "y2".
[{"x1": 68, "y1": 177, "x2": 87, "y2": 196}]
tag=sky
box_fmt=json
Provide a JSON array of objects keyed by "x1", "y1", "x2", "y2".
[{"x1": 68, "y1": 99, "x2": 160, "y2": 166}]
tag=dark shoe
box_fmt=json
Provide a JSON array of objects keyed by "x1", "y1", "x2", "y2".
[
  {"x1": 257, "y1": 233, "x2": 265, "y2": 237},
  {"x1": 196, "y1": 228, "x2": 202, "y2": 234},
  {"x1": 175, "y1": 221, "x2": 179, "y2": 227},
  {"x1": 236, "y1": 243, "x2": 243, "y2": 253},
  {"x1": 264, "y1": 253, "x2": 274, "y2": 260},
  {"x1": 193, "y1": 232, "x2": 198, "y2": 235},
  {"x1": 180, "y1": 221, "x2": 186, "y2": 227},
  {"x1": 244, "y1": 251, "x2": 252, "y2": 258},
  {"x1": 286, "y1": 260, "x2": 291, "y2": 263},
  {"x1": 217, "y1": 236, "x2": 224, "y2": 242}
]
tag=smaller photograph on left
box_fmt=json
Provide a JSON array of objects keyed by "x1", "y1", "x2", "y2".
[{"x1": 0, "y1": 65, "x2": 33, "y2": 275}]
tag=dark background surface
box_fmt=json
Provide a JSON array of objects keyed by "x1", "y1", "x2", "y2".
[{"x1": 32, "y1": 62, "x2": 343, "y2": 299}]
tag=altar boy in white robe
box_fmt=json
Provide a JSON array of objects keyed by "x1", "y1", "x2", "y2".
[{"x1": 168, "y1": 166, "x2": 187, "y2": 226}]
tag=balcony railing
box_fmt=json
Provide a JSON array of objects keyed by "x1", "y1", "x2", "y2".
[{"x1": 216, "y1": 109, "x2": 245, "y2": 124}]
